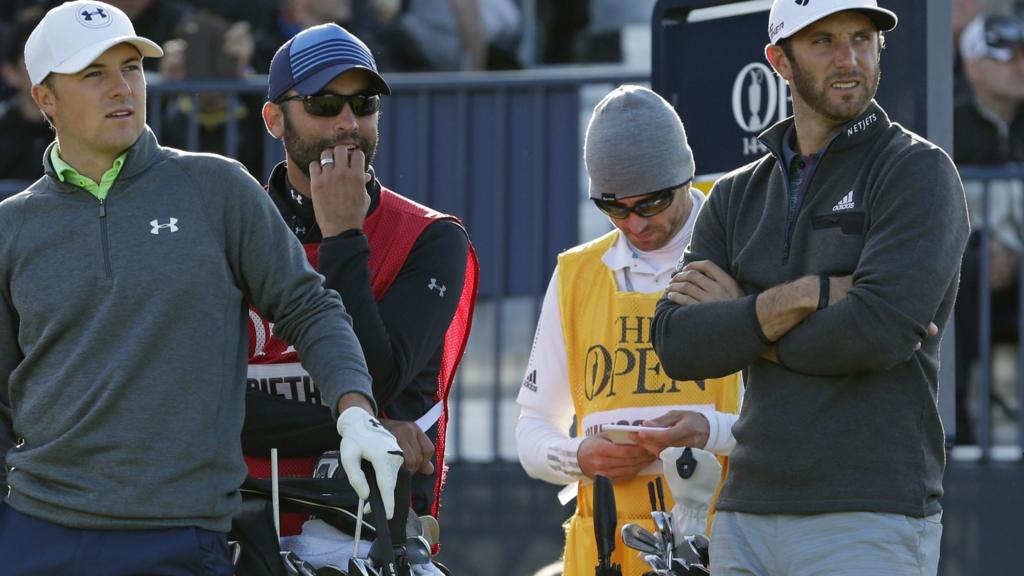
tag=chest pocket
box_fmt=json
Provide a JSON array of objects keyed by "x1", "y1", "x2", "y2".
[
  {"x1": 811, "y1": 211, "x2": 865, "y2": 235},
  {"x1": 807, "y1": 210, "x2": 865, "y2": 272}
]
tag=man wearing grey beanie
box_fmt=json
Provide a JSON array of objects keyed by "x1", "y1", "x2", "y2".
[
  {"x1": 652, "y1": 1, "x2": 967, "y2": 574},
  {"x1": 514, "y1": 85, "x2": 742, "y2": 575}
]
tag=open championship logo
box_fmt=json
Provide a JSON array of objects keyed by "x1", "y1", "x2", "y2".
[
  {"x1": 732, "y1": 62, "x2": 790, "y2": 155},
  {"x1": 76, "y1": 5, "x2": 113, "y2": 29}
]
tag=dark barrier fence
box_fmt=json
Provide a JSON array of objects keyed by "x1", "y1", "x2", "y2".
[{"x1": 955, "y1": 166, "x2": 1024, "y2": 460}]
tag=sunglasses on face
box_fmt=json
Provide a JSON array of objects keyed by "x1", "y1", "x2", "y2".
[
  {"x1": 592, "y1": 185, "x2": 684, "y2": 219},
  {"x1": 277, "y1": 91, "x2": 381, "y2": 117},
  {"x1": 987, "y1": 17, "x2": 1024, "y2": 47}
]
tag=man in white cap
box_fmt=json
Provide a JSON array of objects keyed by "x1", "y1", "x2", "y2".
[
  {"x1": 515, "y1": 85, "x2": 742, "y2": 575},
  {"x1": 0, "y1": 2, "x2": 403, "y2": 573},
  {"x1": 652, "y1": 1, "x2": 967, "y2": 574}
]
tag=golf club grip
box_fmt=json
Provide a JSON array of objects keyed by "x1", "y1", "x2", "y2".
[
  {"x1": 361, "y1": 460, "x2": 398, "y2": 575},
  {"x1": 593, "y1": 475, "x2": 617, "y2": 568}
]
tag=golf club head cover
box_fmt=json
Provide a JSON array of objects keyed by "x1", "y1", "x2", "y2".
[
  {"x1": 336, "y1": 407, "x2": 405, "y2": 519},
  {"x1": 659, "y1": 447, "x2": 721, "y2": 539}
]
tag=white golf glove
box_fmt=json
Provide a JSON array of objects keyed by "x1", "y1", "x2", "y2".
[
  {"x1": 336, "y1": 406, "x2": 405, "y2": 519},
  {"x1": 660, "y1": 446, "x2": 721, "y2": 539}
]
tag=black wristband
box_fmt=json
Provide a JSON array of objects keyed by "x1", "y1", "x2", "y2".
[
  {"x1": 323, "y1": 228, "x2": 364, "y2": 241},
  {"x1": 817, "y1": 274, "x2": 830, "y2": 310}
]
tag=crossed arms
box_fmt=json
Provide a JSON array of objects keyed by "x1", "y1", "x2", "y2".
[{"x1": 651, "y1": 148, "x2": 968, "y2": 381}]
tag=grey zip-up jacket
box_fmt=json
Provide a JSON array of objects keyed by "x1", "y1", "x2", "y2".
[
  {"x1": 652, "y1": 102, "x2": 969, "y2": 518},
  {"x1": 0, "y1": 128, "x2": 373, "y2": 531}
]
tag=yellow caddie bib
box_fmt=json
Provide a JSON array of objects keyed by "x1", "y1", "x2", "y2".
[{"x1": 556, "y1": 230, "x2": 741, "y2": 576}]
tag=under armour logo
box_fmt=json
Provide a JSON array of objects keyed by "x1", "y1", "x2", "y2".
[
  {"x1": 81, "y1": 8, "x2": 107, "y2": 21},
  {"x1": 77, "y1": 5, "x2": 111, "y2": 28},
  {"x1": 427, "y1": 278, "x2": 447, "y2": 297},
  {"x1": 369, "y1": 418, "x2": 382, "y2": 428},
  {"x1": 794, "y1": 0, "x2": 810, "y2": 6},
  {"x1": 150, "y1": 218, "x2": 179, "y2": 234}
]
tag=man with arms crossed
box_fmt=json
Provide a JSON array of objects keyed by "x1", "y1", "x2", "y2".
[
  {"x1": 0, "y1": 3, "x2": 402, "y2": 573},
  {"x1": 651, "y1": 1, "x2": 967, "y2": 574}
]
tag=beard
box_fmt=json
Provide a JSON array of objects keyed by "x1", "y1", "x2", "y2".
[
  {"x1": 789, "y1": 56, "x2": 881, "y2": 124},
  {"x1": 281, "y1": 109, "x2": 378, "y2": 178}
]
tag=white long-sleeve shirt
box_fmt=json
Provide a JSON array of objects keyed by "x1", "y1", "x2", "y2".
[{"x1": 515, "y1": 188, "x2": 740, "y2": 485}]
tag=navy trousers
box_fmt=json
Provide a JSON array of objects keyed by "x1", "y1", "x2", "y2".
[{"x1": 0, "y1": 503, "x2": 233, "y2": 575}]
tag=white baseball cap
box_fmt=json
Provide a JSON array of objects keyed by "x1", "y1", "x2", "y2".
[
  {"x1": 24, "y1": 0, "x2": 163, "y2": 86},
  {"x1": 768, "y1": 0, "x2": 898, "y2": 45}
]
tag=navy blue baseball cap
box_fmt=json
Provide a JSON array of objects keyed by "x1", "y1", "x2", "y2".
[{"x1": 268, "y1": 23, "x2": 390, "y2": 102}]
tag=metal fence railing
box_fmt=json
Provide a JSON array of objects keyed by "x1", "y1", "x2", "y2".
[{"x1": 955, "y1": 165, "x2": 1024, "y2": 462}]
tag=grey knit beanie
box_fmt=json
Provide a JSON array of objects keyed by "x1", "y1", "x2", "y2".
[{"x1": 585, "y1": 85, "x2": 694, "y2": 200}]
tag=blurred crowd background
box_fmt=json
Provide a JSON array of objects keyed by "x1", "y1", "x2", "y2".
[{"x1": 0, "y1": 0, "x2": 668, "y2": 181}]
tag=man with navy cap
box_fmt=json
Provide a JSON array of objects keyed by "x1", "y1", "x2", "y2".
[
  {"x1": 0, "y1": 3, "x2": 403, "y2": 573},
  {"x1": 652, "y1": 1, "x2": 967, "y2": 573},
  {"x1": 247, "y1": 23, "x2": 477, "y2": 525}
]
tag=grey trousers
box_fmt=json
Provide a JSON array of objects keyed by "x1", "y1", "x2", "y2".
[{"x1": 710, "y1": 510, "x2": 943, "y2": 576}]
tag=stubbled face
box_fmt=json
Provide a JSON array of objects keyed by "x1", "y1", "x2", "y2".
[
  {"x1": 36, "y1": 43, "x2": 146, "y2": 162},
  {"x1": 607, "y1": 185, "x2": 692, "y2": 252},
  {"x1": 782, "y1": 11, "x2": 881, "y2": 125},
  {"x1": 275, "y1": 69, "x2": 379, "y2": 178}
]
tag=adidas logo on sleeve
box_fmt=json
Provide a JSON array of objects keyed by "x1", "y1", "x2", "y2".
[
  {"x1": 832, "y1": 190, "x2": 855, "y2": 212},
  {"x1": 522, "y1": 369, "x2": 538, "y2": 392}
]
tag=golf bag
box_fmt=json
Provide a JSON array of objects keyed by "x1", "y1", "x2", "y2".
[{"x1": 228, "y1": 461, "x2": 451, "y2": 576}]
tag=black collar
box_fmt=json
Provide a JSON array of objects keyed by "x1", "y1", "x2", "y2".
[
  {"x1": 267, "y1": 161, "x2": 382, "y2": 243},
  {"x1": 759, "y1": 100, "x2": 891, "y2": 161}
]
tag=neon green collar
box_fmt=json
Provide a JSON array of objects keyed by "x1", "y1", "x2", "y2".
[{"x1": 50, "y1": 146, "x2": 127, "y2": 201}]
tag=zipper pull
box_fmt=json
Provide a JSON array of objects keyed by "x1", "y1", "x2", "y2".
[{"x1": 98, "y1": 200, "x2": 106, "y2": 218}]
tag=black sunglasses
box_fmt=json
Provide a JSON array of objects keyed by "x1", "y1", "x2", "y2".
[
  {"x1": 987, "y1": 17, "x2": 1024, "y2": 47},
  {"x1": 592, "y1": 185, "x2": 685, "y2": 219},
  {"x1": 277, "y1": 91, "x2": 381, "y2": 117}
]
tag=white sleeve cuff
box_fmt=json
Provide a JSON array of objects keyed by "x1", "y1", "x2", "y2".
[
  {"x1": 516, "y1": 411, "x2": 586, "y2": 484},
  {"x1": 702, "y1": 410, "x2": 739, "y2": 455},
  {"x1": 547, "y1": 435, "x2": 585, "y2": 480}
]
